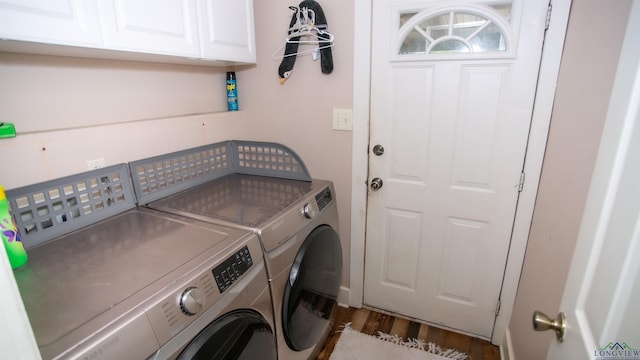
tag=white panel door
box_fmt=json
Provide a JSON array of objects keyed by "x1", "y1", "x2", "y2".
[
  {"x1": 0, "y1": 0, "x2": 102, "y2": 47},
  {"x1": 548, "y1": 2, "x2": 640, "y2": 357},
  {"x1": 99, "y1": 0, "x2": 199, "y2": 57},
  {"x1": 364, "y1": 0, "x2": 548, "y2": 338}
]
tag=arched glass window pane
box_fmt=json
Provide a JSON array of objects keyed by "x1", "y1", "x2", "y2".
[
  {"x1": 425, "y1": 14, "x2": 451, "y2": 40},
  {"x1": 398, "y1": 6, "x2": 511, "y2": 56},
  {"x1": 470, "y1": 22, "x2": 507, "y2": 52},
  {"x1": 399, "y1": 32, "x2": 428, "y2": 54},
  {"x1": 432, "y1": 39, "x2": 470, "y2": 53},
  {"x1": 452, "y1": 13, "x2": 486, "y2": 38}
]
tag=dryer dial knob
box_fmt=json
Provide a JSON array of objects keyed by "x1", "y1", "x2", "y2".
[
  {"x1": 179, "y1": 287, "x2": 205, "y2": 316},
  {"x1": 303, "y1": 203, "x2": 317, "y2": 219}
]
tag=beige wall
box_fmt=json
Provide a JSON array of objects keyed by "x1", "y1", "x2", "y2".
[
  {"x1": 0, "y1": 53, "x2": 249, "y2": 188},
  {"x1": 508, "y1": 1, "x2": 632, "y2": 358},
  {"x1": 0, "y1": 54, "x2": 229, "y2": 132},
  {"x1": 239, "y1": 0, "x2": 355, "y2": 287}
]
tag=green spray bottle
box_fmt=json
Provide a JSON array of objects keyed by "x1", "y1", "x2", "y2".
[{"x1": 0, "y1": 186, "x2": 27, "y2": 269}]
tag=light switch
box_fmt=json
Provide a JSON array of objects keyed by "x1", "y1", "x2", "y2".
[{"x1": 332, "y1": 109, "x2": 353, "y2": 131}]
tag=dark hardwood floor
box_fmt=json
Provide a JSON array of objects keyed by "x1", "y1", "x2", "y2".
[{"x1": 316, "y1": 307, "x2": 500, "y2": 360}]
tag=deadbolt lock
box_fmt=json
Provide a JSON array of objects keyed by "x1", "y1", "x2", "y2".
[
  {"x1": 370, "y1": 178, "x2": 383, "y2": 190},
  {"x1": 372, "y1": 144, "x2": 384, "y2": 156}
]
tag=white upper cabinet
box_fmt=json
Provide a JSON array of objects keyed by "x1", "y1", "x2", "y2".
[
  {"x1": 0, "y1": 0, "x2": 255, "y2": 65},
  {"x1": 0, "y1": 0, "x2": 102, "y2": 47},
  {"x1": 99, "y1": 0, "x2": 200, "y2": 58},
  {"x1": 198, "y1": 0, "x2": 256, "y2": 63}
]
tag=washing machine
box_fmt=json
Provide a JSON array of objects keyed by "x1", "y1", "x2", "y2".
[
  {"x1": 8, "y1": 164, "x2": 277, "y2": 360},
  {"x1": 130, "y1": 141, "x2": 343, "y2": 360}
]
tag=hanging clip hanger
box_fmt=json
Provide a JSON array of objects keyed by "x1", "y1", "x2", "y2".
[
  {"x1": 272, "y1": 6, "x2": 335, "y2": 60},
  {"x1": 274, "y1": 1, "x2": 335, "y2": 84}
]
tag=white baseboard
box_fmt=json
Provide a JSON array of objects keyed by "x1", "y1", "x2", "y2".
[
  {"x1": 501, "y1": 327, "x2": 514, "y2": 360},
  {"x1": 337, "y1": 286, "x2": 350, "y2": 308}
]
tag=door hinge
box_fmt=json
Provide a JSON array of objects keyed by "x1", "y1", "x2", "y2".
[
  {"x1": 495, "y1": 299, "x2": 501, "y2": 316},
  {"x1": 545, "y1": 3, "x2": 553, "y2": 30},
  {"x1": 518, "y1": 172, "x2": 526, "y2": 192}
]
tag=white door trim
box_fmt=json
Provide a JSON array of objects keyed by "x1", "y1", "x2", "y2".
[{"x1": 349, "y1": 0, "x2": 572, "y2": 345}]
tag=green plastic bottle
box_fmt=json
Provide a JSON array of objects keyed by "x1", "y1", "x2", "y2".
[{"x1": 0, "y1": 186, "x2": 27, "y2": 269}]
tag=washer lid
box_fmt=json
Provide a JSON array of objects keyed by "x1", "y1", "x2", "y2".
[{"x1": 14, "y1": 208, "x2": 249, "y2": 349}]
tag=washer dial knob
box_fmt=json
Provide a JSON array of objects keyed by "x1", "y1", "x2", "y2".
[
  {"x1": 303, "y1": 203, "x2": 317, "y2": 219},
  {"x1": 179, "y1": 287, "x2": 205, "y2": 316}
]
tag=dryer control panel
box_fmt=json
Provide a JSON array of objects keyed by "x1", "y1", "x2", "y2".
[
  {"x1": 315, "y1": 187, "x2": 333, "y2": 211},
  {"x1": 212, "y1": 245, "x2": 253, "y2": 293}
]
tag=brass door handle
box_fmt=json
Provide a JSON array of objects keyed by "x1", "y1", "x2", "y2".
[{"x1": 532, "y1": 310, "x2": 566, "y2": 342}]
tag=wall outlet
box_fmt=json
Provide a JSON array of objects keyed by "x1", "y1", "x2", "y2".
[
  {"x1": 87, "y1": 158, "x2": 105, "y2": 170},
  {"x1": 332, "y1": 108, "x2": 353, "y2": 131}
]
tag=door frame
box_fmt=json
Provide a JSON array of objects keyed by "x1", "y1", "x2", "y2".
[{"x1": 349, "y1": 0, "x2": 572, "y2": 345}]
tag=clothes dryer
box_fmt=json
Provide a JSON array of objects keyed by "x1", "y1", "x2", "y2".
[
  {"x1": 147, "y1": 175, "x2": 343, "y2": 360},
  {"x1": 130, "y1": 142, "x2": 343, "y2": 360},
  {"x1": 8, "y1": 165, "x2": 277, "y2": 360}
]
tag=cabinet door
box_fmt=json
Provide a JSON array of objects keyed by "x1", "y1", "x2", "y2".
[
  {"x1": 198, "y1": 0, "x2": 256, "y2": 63},
  {"x1": 0, "y1": 0, "x2": 102, "y2": 47},
  {"x1": 99, "y1": 0, "x2": 200, "y2": 57}
]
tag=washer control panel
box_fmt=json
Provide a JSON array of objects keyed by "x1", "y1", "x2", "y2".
[
  {"x1": 212, "y1": 245, "x2": 253, "y2": 293},
  {"x1": 315, "y1": 187, "x2": 333, "y2": 211}
]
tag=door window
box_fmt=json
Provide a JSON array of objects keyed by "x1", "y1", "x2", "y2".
[{"x1": 397, "y1": 5, "x2": 513, "y2": 56}]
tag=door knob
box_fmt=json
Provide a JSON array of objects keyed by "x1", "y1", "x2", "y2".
[
  {"x1": 532, "y1": 310, "x2": 566, "y2": 342},
  {"x1": 370, "y1": 178, "x2": 383, "y2": 190},
  {"x1": 372, "y1": 144, "x2": 384, "y2": 156}
]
